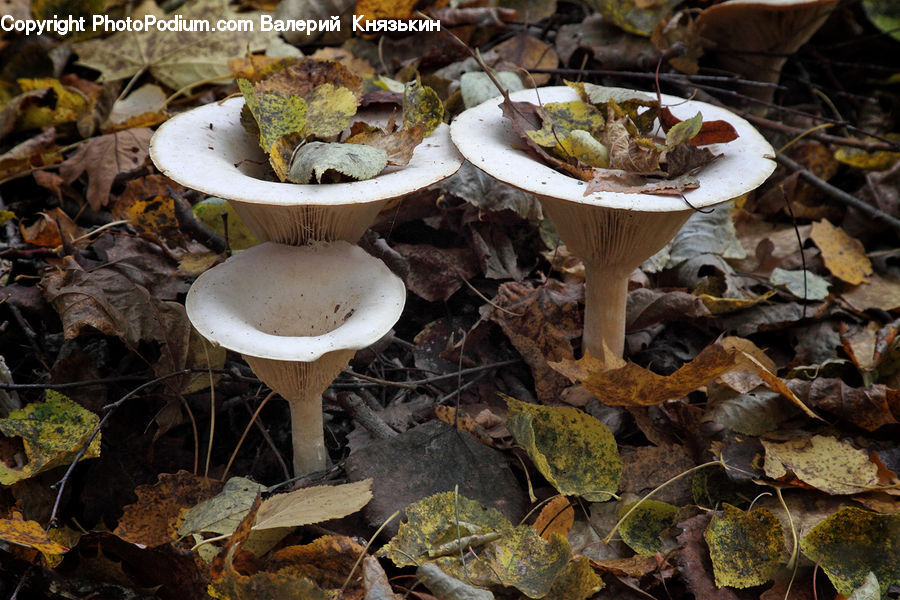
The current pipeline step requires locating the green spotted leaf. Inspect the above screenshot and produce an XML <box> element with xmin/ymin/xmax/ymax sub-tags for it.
<box><xmin>505</xmin><ymin>396</ymin><xmax>621</xmax><ymax>502</ymax></box>
<box><xmin>704</xmin><ymin>503</ymin><xmax>784</xmax><ymax>589</ymax></box>
<box><xmin>617</xmin><ymin>500</ymin><xmax>679</xmax><ymax>556</ymax></box>
<box><xmin>402</xmin><ymin>79</ymin><xmax>443</xmax><ymax>137</ymax></box>
<box><xmin>800</xmin><ymin>507</ymin><xmax>900</xmax><ymax>596</ymax></box>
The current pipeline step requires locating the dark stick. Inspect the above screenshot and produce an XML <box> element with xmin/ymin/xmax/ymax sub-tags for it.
<box><xmin>776</xmin><ymin>153</ymin><xmax>900</xmax><ymax>235</ymax></box>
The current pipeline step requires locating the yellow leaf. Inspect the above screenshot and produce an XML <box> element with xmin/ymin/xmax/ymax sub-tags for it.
<box><xmin>237</xmin><ymin>77</ymin><xmax>308</xmax><ymax>156</ymax></box>
<box><xmin>402</xmin><ymin>79</ymin><xmax>443</xmax><ymax>137</ymax></box>
<box><xmin>304</xmin><ymin>83</ymin><xmax>357</xmax><ymax>138</ymax></box>
<box><xmin>17</xmin><ymin>78</ymin><xmax>91</xmax><ymax>129</ymax></box>
<box><xmin>698</xmin><ymin>290</ymin><xmax>776</xmax><ymax>314</ymax></box>
<box><xmin>0</xmin><ymin>516</ymin><xmax>68</xmax><ymax>554</ymax></box>
<box><xmin>378</xmin><ymin>491</ymin><xmax>513</xmax><ymax>568</ymax></box>
<box><xmin>762</xmin><ymin>435</ymin><xmax>890</xmax><ymax>495</ymax></box>
<box><xmin>834</xmin><ymin>134</ymin><xmax>900</xmax><ymax>171</ymax></box>
<box><xmin>354</xmin><ymin>0</ymin><xmax>418</xmax><ymax>21</ymax></box>
<box><xmin>525</xmin><ymin>101</ymin><xmax>606</xmax><ymax>148</ymax></box>
<box><xmin>617</xmin><ymin>500</ymin><xmax>678</xmax><ymax>556</ymax></box>
<box><xmin>505</xmin><ymin>396</ymin><xmax>622</xmax><ymax>501</ymax></box>
<box><xmin>0</xmin><ymin>390</ymin><xmax>100</xmax><ymax>485</ymax></box>
<box><xmin>704</xmin><ymin>504</ymin><xmax>784</xmax><ymax>588</ymax></box>
<box><xmin>810</xmin><ymin>219</ymin><xmax>873</xmax><ymax>285</ymax></box>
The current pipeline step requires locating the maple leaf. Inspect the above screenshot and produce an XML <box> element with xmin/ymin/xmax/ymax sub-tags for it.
<box><xmin>72</xmin><ymin>0</ymin><xmax>269</xmax><ymax>90</ymax></box>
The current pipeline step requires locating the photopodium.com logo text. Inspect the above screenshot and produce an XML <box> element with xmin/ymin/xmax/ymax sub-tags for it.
<box><xmin>0</xmin><ymin>14</ymin><xmax>440</xmax><ymax>37</ymax></box>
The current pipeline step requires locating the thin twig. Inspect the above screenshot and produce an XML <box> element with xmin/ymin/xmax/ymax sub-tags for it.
<box><xmin>776</xmin><ymin>153</ymin><xmax>900</xmax><ymax>234</ymax></box>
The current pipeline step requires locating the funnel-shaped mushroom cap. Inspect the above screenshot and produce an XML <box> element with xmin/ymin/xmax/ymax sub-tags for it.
<box><xmin>697</xmin><ymin>0</ymin><xmax>839</xmax><ymax>108</ymax></box>
<box><xmin>150</xmin><ymin>97</ymin><xmax>463</xmax><ymax>244</ymax></box>
<box><xmin>452</xmin><ymin>86</ymin><xmax>775</xmax><ymax>357</ymax></box>
<box><xmin>186</xmin><ymin>241</ymin><xmax>406</xmax><ymax>364</ymax></box>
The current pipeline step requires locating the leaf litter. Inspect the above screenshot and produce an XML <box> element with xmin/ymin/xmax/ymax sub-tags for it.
<box><xmin>2</xmin><ymin>3</ymin><xmax>900</xmax><ymax>599</ymax></box>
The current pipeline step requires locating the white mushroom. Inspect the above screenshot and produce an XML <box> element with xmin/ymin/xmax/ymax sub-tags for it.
<box><xmin>185</xmin><ymin>241</ymin><xmax>406</xmax><ymax>475</ymax></box>
<box><xmin>150</xmin><ymin>97</ymin><xmax>463</xmax><ymax>244</ymax></box>
<box><xmin>451</xmin><ymin>85</ymin><xmax>775</xmax><ymax>358</ymax></box>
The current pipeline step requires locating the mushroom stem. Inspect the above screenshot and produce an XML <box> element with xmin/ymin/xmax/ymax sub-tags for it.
<box><xmin>287</xmin><ymin>393</ymin><xmax>326</xmax><ymax>475</ymax></box>
<box><xmin>244</xmin><ymin>349</ymin><xmax>355</xmax><ymax>476</ymax></box>
<box><xmin>583</xmin><ymin>264</ymin><xmax>629</xmax><ymax>359</ymax></box>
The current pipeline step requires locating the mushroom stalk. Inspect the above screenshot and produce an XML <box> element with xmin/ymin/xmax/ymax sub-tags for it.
<box><xmin>583</xmin><ymin>264</ymin><xmax>629</xmax><ymax>358</ymax></box>
<box><xmin>288</xmin><ymin>393</ymin><xmax>326</xmax><ymax>475</ymax></box>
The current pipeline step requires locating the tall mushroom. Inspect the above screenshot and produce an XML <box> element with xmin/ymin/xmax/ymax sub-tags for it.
<box><xmin>451</xmin><ymin>86</ymin><xmax>775</xmax><ymax>357</ymax></box>
<box><xmin>150</xmin><ymin>97</ymin><xmax>462</xmax><ymax>244</ymax></box>
<box><xmin>696</xmin><ymin>0</ymin><xmax>839</xmax><ymax>110</ymax></box>
<box><xmin>185</xmin><ymin>241</ymin><xmax>406</xmax><ymax>474</ymax></box>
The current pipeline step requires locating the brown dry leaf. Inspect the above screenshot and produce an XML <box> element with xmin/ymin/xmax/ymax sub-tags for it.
<box><xmin>809</xmin><ymin>219</ymin><xmax>873</xmax><ymax>285</ymax></box>
<box><xmin>619</xmin><ymin>443</ymin><xmax>696</xmax><ymax>505</ymax></box>
<box><xmin>391</xmin><ymin>242</ymin><xmax>479</xmax><ymax>302</ymax></box>
<box><xmin>590</xmin><ymin>555</ymin><xmax>660</xmax><ymax>577</ymax></box>
<box><xmin>309</xmin><ymin>47</ymin><xmax>375</xmax><ymax>76</ymax></box>
<box><xmin>40</xmin><ymin>263</ymin><xmax>192</xmax><ymax>384</ymax></box>
<box><xmin>0</xmin><ymin>515</ymin><xmax>68</xmax><ymax>555</ymax></box>
<box><xmin>266</xmin><ymin>535</ymin><xmax>367</xmax><ymax>596</ymax></box>
<box><xmin>761</xmin><ymin>435</ymin><xmax>892</xmax><ymax>495</ymax></box>
<box><xmin>0</xmin><ymin>128</ymin><xmax>61</xmax><ymax>184</ymax></box>
<box><xmin>841</xmin><ymin>273</ymin><xmax>900</xmax><ymax>312</ymax></box>
<box><xmin>433</xmin><ymin>406</ymin><xmax>494</xmax><ymax>446</ymax></box>
<box><xmin>58</xmin><ymin>128</ymin><xmax>153</xmax><ymax>210</ymax></box>
<box><xmin>841</xmin><ymin>322</ymin><xmax>880</xmax><ymax>372</ymax></box>
<box><xmin>489</xmin><ymin>280</ymin><xmax>583</xmax><ymax>403</ymax></box>
<box><xmin>362</xmin><ymin>556</ymin><xmax>401</xmax><ymax>600</ymax></box>
<box><xmin>227</xmin><ymin>55</ymin><xmax>298</xmax><ymax>82</ymax></box>
<box><xmin>255</xmin><ymin>57</ymin><xmax>362</xmax><ymax>99</ymax></box>
<box><xmin>626</xmin><ymin>288</ymin><xmax>711</xmax><ymax>331</ymax></box>
<box><xmin>532</xmin><ymin>496</ymin><xmax>574</xmax><ymax>541</ymax></box>
<box><xmin>492</xmin><ymin>34</ymin><xmax>559</xmax><ymax>86</ymax></box>
<box><xmin>345</xmin><ymin>122</ymin><xmax>425</xmax><ymax>166</ymax></box>
<box><xmin>791</xmin><ymin>378</ymin><xmax>899</xmax><ymax>431</ymax></box>
<box><xmin>551</xmin><ymin>340</ymin><xmax>817</xmax><ymax>418</ymax></box>
<box><xmin>113</xmin><ymin>471</ymin><xmax>222</xmax><ymax>547</ymax></box>
<box><xmin>20</xmin><ymin>208</ymin><xmax>84</xmax><ymax>248</ymax></box>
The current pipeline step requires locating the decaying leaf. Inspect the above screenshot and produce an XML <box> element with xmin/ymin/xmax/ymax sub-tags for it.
<box><xmin>506</xmin><ymin>396</ymin><xmax>622</xmax><ymax>501</ymax></box>
<box><xmin>809</xmin><ymin>219</ymin><xmax>873</xmax><ymax>285</ymax></box>
<box><xmin>73</xmin><ymin>0</ymin><xmax>270</xmax><ymax>89</ymax></box>
<box><xmin>0</xmin><ymin>515</ymin><xmax>68</xmax><ymax>555</ymax></box>
<box><xmin>401</xmin><ymin>78</ymin><xmax>443</xmax><ymax>137</ymax></box>
<box><xmin>114</xmin><ymin>471</ymin><xmax>222</xmax><ymax>547</ymax></box>
<box><xmin>532</xmin><ymin>496</ymin><xmax>574</xmax><ymax>541</ymax></box>
<box><xmin>800</xmin><ymin>507</ymin><xmax>900</xmax><ymax>596</ymax></box>
<box><xmin>178</xmin><ymin>477</ymin><xmax>266</xmax><ymax>537</ymax></box>
<box><xmin>761</xmin><ymin>435</ymin><xmax>893</xmax><ymax>495</ymax></box>
<box><xmin>617</xmin><ymin>499</ymin><xmax>678</xmax><ymax>556</ymax></box>
<box><xmin>252</xmin><ymin>479</ymin><xmax>373</xmax><ymax>530</ymax></box>
<box><xmin>378</xmin><ymin>491</ymin><xmax>513</xmax><ymax>567</ymax></box>
<box><xmin>287</xmin><ymin>141</ymin><xmax>388</xmax><ymax>184</ymax></box>
<box><xmin>704</xmin><ymin>504</ymin><xmax>784</xmax><ymax>588</ymax></box>
<box><xmin>58</xmin><ymin>128</ymin><xmax>153</xmax><ymax>210</ymax></box>
<box><xmin>0</xmin><ymin>391</ymin><xmax>100</xmax><ymax>485</ymax></box>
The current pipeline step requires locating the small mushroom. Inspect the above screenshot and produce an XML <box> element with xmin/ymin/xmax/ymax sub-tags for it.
<box><xmin>696</xmin><ymin>0</ymin><xmax>839</xmax><ymax>109</ymax></box>
<box><xmin>185</xmin><ymin>241</ymin><xmax>406</xmax><ymax>474</ymax></box>
<box><xmin>451</xmin><ymin>86</ymin><xmax>775</xmax><ymax>357</ymax></box>
<box><xmin>150</xmin><ymin>97</ymin><xmax>463</xmax><ymax>244</ymax></box>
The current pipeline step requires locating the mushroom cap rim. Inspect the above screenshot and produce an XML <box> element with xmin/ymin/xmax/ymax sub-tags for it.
<box><xmin>150</xmin><ymin>97</ymin><xmax>463</xmax><ymax>207</ymax></box>
<box><xmin>185</xmin><ymin>241</ymin><xmax>406</xmax><ymax>362</ymax></box>
<box><xmin>450</xmin><ymin>85</ymin><xmax>776</xmax><ymax>213</ymax></box>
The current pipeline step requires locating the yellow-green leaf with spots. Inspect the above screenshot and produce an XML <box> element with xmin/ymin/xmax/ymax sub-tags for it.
<box><xmin>304</xmin><ymin>83</ymin><xmax>358</xmax><ymax>139</ymax></box>
<box><xmin>557</xmin><ymin>130</ymin><xmax>610</xmax><ymax>168</ymax></box>
<box><xmin>237</xmin><ymin>77</ymin><xmax>308</xmax><ymax>157</ymax></box>
<box><xmin>17</xmin><ymin>78</ymin><xmax>92</xmax><ymax>130</ymax></box>
<box><xmin>800</xmin><ymin>507</ymin><xmax>899</xmax><ymax>596</ymax></box>
<box><xmin>481</xmin><ymin>527</ymin><xmax>602</xmax><ymax>599</ymax></box>
<box><xmin>378</xmin><ymin>491</ymin><xmax>513</xmax><ymax>567</ymax></box>
<box><xmin>0</xmin><ymin>516</ymin><xmax>68</xmax><ymax>554</ymax></box>
<box><xmin>704</xmin><ymin>503</ymin><xmax>784</xmax><ymax>589</ymax></box>
<box><xmin>761</xmin><ymin>435</ymin><xmax>887</xmax><ymax>495</ymax></box>
<box><xmin>0</xmin><ymin>390</ymin><xmax>100</xmax><ymax>485</ymax></box>
<box><xmin>402</xmin><ymin>79</ymin><xmax>443</xmax><ymax>137</ymax></box>
<box><xmin>617</xmin><ymin>500</ymin><xmax>679</xmax><ymax>557</ymax></box>
<box><xmin>666</xmin><ymin>112</ymin><xmax>703</xmax><ymax>148</ymax></box>
<box><xmin>525</xmin><ymin>101</ymin><xmax>605</xmax><ymax>148</ymax></box>
<box><xmin>505</xmin><ymin>396</ymin><xmax>621</xmax><ymax>502</ymax></box>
